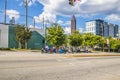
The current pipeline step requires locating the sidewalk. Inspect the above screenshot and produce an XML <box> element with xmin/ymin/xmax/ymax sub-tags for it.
<box><xmin>0</xmin><ymin>50</ymin><xmax>120</xmax><ymax>58</ymax></box>
<box><xmin>65</xmin><ymin>52</ymin><xmax>120</xmax><ymax>58</ymax></box>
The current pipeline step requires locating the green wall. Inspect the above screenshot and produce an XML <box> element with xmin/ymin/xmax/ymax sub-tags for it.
<box><xmin>28</xmin><ymin>31</ymin><xmax>45</xmax><ymax>50</ymax></box>
<box><xmin>8</xmin><ymin>26</ymin><xmax>45</xmax><ymax>49</ymax></box>
<box><xmin>8</xmin><ymin>26</ymin><xmax>18</xmax><ymax>48</ymax></box>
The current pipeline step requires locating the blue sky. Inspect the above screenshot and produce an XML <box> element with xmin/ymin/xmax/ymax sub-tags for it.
<box><xmin>0</xmin><ymin>0</ymin><xmax>120</xmax><ymax>33</ymax></box>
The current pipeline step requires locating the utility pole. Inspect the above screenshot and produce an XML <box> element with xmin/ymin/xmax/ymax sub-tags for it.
<box><xmin>43</xmin><ymin>15</ymin><xmax>45</xmax><ymax>30</ymax></box>
<box><xmin>4</xmin><ymin>0</ymin><xmax>7</xmax><ymax>24</ymax></box>
<box><xmin>24</xmin><ymin>0</ymin><xmax>29</xmax><ymax>49</ymax></box>
<box><xmin>43</xmin><ymin>15</ymin><xmax>46</xmax><ymax>47</ymax></box>
<box><xmin>24</xmin><ymin>0</ymin><xmax>28</xmax><ymax>27</ymax></box>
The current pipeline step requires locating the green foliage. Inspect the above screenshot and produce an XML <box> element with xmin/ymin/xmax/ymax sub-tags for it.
<box><xmin>110</xmin><ymin>38</ymin><xmax>120</xmax><ymax>52</ymax></box>
<box><xmin>46</xmin><ymin>24</ymin><xmax>66</xmax><ymax>47</ymax></box>
<box><xmin>69</xmin><ymin>31</ymin><xmax>83</xmax><ymax>47</ymax></box>
<box><xmin>14</xmin><ymin>25</ymin><xmax>32</xmax><ymax>49</ymax></box>
<box><xmin>15</xmin><ymin>25</ymin><xmax>25</xmax><ymax>49</ymax></box>
<box><xmin>24</xmin><ymin>28</ymin><xmax>32</xmax><ymax>42</ymax></box>
<box><xmin>82</xmin><ymin>33</ymin><xmax>102</xmax><ymax>48</ymax></box>
<box><xmin>24</xmin><ymin>28</ymin><xmax>32</xmax><ymax>49</ymax></box>
<box><xmin>99</xmin><ymin>37</ymin><xmax>107</xmax><ymax>48</ymax></box>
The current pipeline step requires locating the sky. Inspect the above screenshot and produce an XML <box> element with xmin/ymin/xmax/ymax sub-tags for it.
<box><xmin>0</xmin><ymin>0</ymin><xmax>120</xmax><ymax>34</ymax></box>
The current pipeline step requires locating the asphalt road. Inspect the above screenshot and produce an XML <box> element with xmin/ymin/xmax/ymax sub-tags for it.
<box><xmin>0</xmin><ymin>51</ymin><xmax>120</xmax><ymax>80</ymax></box>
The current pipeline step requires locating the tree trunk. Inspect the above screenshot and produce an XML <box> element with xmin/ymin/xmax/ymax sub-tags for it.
<box><xmin>18</xmin><ymin>41</ymin><xmax>22</xmax><ymax>49</ymax></box>
<box><xmin>25</xmin><ymin>41</ymin><xmax>28</xmax><ymax>49</ymax></box>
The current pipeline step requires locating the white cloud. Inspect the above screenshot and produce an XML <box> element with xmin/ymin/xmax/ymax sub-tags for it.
<box><xmin>57</xmin><ymin>20</ymin><xmax>71</xmax><ymax>34</ymax></box>
<box><xmin>63</xmin><ymin>21</ymin><xmax>71</xmax><ymax>26</ymax></box>
<box><xmin>28</xmin><ymin>0</ymin><xmax>37</xmax><ymax>6</ymax></box>
<box><xmin>57</xmin><ymin>20</ymin><xmax>70</xmax><ymax>27</ymax></box>
<box><xmin>6</xmin><ymin>10</ymin><xmax>20</xmax><ymax>20</ymax></box>
<box><xmin>34</xmin><ymin>12</ymin><xmax>56</xmax><ymax>23</ymax></box>
<box><xmin>57</xmin><ymin>20</ymin><xmax>63</xmax><ymax>25</ymax></box>
<box><xmin>105</xmin><ymin>14</ymin><xmax>120</xmax><ymax>21</ymax></box>
<box><xmin>64</xmin><ymin>27</ymin><xmax>71</xmax><ymax>34</ymax></box>
<box><xmin>18</xmin><ymin>0</ymin><xmax>120</xmax><ymax>18</ymax></box>
<box><xmin>29</xmin><ymin>25</ymin><xmax>34</xmax><ymax>28</ymax></box>
<box><xmin>37</xmin><ymin>0</ymin><xmax>120</xmax><ymax>16</ymax></box>
<box><xmin>19</xmin><ymin>0</ymin><xmax>37</xmax><ymax>6</ymax></box>
<box><xmin>29</xmin><ymin>25</ymin><xmax>41</xmax><ymax>29</ymax></box>
<box><xmin>32</xmin><ymin>0</ymin><xmax>120</xmax><ymax>25</ymax></box>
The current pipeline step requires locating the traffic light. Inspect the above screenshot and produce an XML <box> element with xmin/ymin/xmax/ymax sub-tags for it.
<box><xmin>69</xmin><ymin>0</ymin><xmax>75</xmax><ymax>6</ymax></box>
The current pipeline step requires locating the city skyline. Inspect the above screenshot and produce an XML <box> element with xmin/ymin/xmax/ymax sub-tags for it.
<box><xmin>0</xmin><ymin>0</ymin><xmax>120</xmax><ymax>34</ymax></box>
<box><xmin>86</xmin><ymin>19</ymin><xmax>119</xmax><ymax>38</ymax></box>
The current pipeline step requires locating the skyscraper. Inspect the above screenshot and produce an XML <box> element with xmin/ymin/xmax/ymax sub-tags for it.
<box><xmin>71</xmin><ymin>15</ymin><xmax>76</xmax><ymax>34</ymax></box>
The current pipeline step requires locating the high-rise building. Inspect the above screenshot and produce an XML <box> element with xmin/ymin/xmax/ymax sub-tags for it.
<box><xmin>114</xmin><ymin>24</ymin><xmax>119</xmax><ymax>37</ymax></box>
<box><xmin>85</xmin><ymin>19</ymin><xmax>119</xmax><ymax>38</ymax></box>
<box><xmin>118</xmin><ymin>29</ymin><xmax>120</xmax><ymax>38</ymax></box>
<box><xmin>71</xmin><ymin>15</ymin><xmax>76</xmax><ymax>34</ymax></box>
<box><xmin>103</xmin><ymin>22</ymin><xmax>109</xmax><ymax>37</ymax></box>
<box><xmin>108</xmin><ymin>23</ymin><xmax>115</xmax><ymax>37</ymax></box>
<box><xmin>86</xmin><ymin>19</ymin><xmax>104</xmax><ymax>36</ymax></box>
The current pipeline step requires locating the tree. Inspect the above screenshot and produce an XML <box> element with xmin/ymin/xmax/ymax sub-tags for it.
<box><xmin>46</xmin><ymin>24</ymin><xmax>66</xmax><ymax>47</ymax></box>
<box><xmin>69</xmin><ymin>31</ymin><xmax>83</xmax><ymax>47</ymax></box>
<box><xmin>15</xmin><ymin>25</ymin><xmax>25</xmax><ymax>49</ymax></box>
<box><xmin>110</xmin><ymin>38</ymin><xmax>120</xmax><ymax>52</ymax></box>
<box><xmin>82</xmin><ymin>33</ymin><xmax>102</xmax><ymax>48</ymax></box>
<box><xmin>24</xmin><ymin>27</ymin><xmax>32</xmax><ymax>49</ymax></box>
<box><xmin>15</xmin><ymin>25</ymin><xmax>32</xmax><ymax>49</ymax></box>
<box><xmin>99</xmin><ymin>37</ymin><xmax>107</xmax><ymax>51</ymax></box>
<box><xmin>92</xmin><ymin>35</ymin><xmax>102</xmax><ymax>49</ymax></box>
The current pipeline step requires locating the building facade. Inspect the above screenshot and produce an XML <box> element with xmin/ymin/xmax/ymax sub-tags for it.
<box><xmin>71</xmin><ymin>15</ymin><xmax>76</xmax><ymax>34</ymax></box>
<box><xmin>118</xmin><ymin>29</ymin><xmax>120</xmax><ymax>38</ymax></box>
<box><xmin>0</xmin><ymin>24</ymin><xmax>9</xmax><ymax>48</ymax></box>
<box><xmin>85</xmin><ymin>19</ymin><xmax>119</xmax><ymax>38</ymax></box>
<box><xmin>114</xmin><ymin>25</ymin><xmax>119</xmax><ymax>37</ymax></box>
<box><xmin>108</xmin><ymin>23</ymin><xmax>115</xmax><ymax>37</ymax></box>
